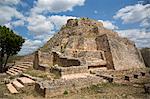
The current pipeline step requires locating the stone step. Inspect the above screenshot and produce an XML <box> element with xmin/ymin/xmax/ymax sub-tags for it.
<box><xmin>6</xmin><ymin>71</ymin><xmax>15</xmax><ymax>76</ymax></box>
<box><xmin>6</xmin><ymin>83</ymin><xmax>19</xmax><ymax>94</ymax></box>
<box><xmin>9</xmin><ymin>68</ymin><xmax>23</xmax><ymax>73</ymax></box>
<box><xmin>22</xmin><ymin>62</ymin><xmax>33</xmax><ymax>64</ymax></box>
<box><xmin>21</xmin><ymin>64</ymin><xmax>32</xmax><ymax>67</ymax></box>
<box><xmin>61</xmin><ymin>73</ymin><xmax>91</xmax><ymax>80</ymax></box>
<box><xmin>87</xmin><ymin>59</ymin><xmax>107</xmax><ymax>66</ymax></box>
<box><xmin>96</xmin><ymin>74</ymin><xmax>113</xmax><ymax>83</ymax></box>
<box><xmin>17</xmin><ymin>77</ymin><xmax>35</xmax><ymax>86</ymax></box>
<box><xmin>13</xmin><ymin>66</ymin><xmax>26</xmax><ymax>71</ymax></box>
<box><xmin>16</xmin><ymin>65</ymin><xmax>30</xmax><ymax>69</ymax></box>
<box><xmin>98</xmin><ymin>67</ymin><xmax>107</xmax><ymax>70</ymax></box>
<box><xmin>21</xmin><ymin>73</ymin><xmax>42</xmax><ymax>81</ymax></box>
<box><xmin>12</xmin><ymin>80</ymin><xmax>24</xmax><ymax>89</ymax></box>
<box><xmin>8</xmin><ymin>69</ymin><xmax>19</xmax><ymax>75</ymax></box>
<box><xmin>16</xmin><ymin>62</ymin><xmax>33</xmax><ymax>65</ymax></box>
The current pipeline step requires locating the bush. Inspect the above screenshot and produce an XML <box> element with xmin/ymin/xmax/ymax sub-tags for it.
<box><xmin>63</xmin><ymin>90</ymin><xmax>68</xmax><ymax>95</ymax></box>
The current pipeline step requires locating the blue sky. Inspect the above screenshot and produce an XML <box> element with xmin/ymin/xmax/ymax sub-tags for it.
<box><xmin>0</xmin><ymin>0</ymin><xmax>150</xmax><ymax>55</ymax></box>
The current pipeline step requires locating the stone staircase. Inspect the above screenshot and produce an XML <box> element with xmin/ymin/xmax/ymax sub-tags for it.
<box><xmin>6</xmin><ymin>77</ymin><xmax>35</xmax><ymax>94</ymax></box>
<box><xmin>6</xmin><ymin>62</ymin><xmax>33</xmax><ymax>76</ymax></box>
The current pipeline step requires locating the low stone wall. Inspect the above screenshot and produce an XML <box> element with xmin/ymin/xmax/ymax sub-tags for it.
<box><xmin>35</xmin><ymin>75</ymin><xmax>103</xmax><ymax>98</ymax></box>
<box><xmin>51</xmin><ymin>65</ymin><xmax>89</xmax><ymax>76</ymax></box>
<box><xmin>53</xmin><ymin>51</ymin><xmax>81</xmax><ymax>67</ymax></box>
<box><xmin>92</xmin><ymin>68</ymin><xmax>150</xmax><ymax>83</ymax></box>
<box><xmin>38</xmin><ymin>64</ymin><xmax>50</xmax><ymax>72</ymax></box>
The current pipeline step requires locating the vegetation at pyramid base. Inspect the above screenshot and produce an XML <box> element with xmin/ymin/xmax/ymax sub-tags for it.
<box><xmin>0</xmin><ymin>26</ymin><xmax>25</xmax><ymax>73</ymax></box>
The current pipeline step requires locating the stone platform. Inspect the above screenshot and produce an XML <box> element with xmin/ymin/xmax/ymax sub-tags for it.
<box><xmin>35</xmin><ymin>74</ymin><xmax>104</xmax><ymax>98</ymax></box>
<box><xmin>50</xmin><ymin>65</ymin><xmax>89</xmax><ymax>77</ymax></box>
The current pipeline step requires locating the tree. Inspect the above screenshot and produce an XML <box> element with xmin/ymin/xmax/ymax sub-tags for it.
<box><xmin>0</xmin><ymin>26</ymin><xmax>25</xmax><ymax>73</ymax></box>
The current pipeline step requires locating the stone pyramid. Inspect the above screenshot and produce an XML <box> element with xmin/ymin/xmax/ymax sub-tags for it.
<box><xmin>34</xmin><ymin>18</ymin><xmax>145</xmax><ymax>70</ymax></box>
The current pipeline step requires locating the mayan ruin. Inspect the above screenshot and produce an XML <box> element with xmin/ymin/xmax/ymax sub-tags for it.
<box><xmin>0</xmin><ymin>0</ymin><xmax>150</xmax><ymax>99</ymax></box>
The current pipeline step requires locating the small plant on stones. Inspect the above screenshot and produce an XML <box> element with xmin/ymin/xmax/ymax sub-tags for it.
<box><xmin>63</xmin><ymin>90</ymin><xmax>68</xmax><ymax>95</ymax></box>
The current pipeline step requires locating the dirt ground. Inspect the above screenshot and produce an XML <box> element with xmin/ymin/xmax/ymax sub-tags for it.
<box><xmin>0</xmin><ymin>76</ymin><xmax>150</xmax><ymax>99</ymax></box>
<box><xmin>1</xmin><ymin>67</ymin><xmax>150</xmax><ymax>99</ymax></box>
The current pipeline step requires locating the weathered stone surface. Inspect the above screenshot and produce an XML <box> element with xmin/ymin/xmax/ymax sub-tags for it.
<box><xmin>53</xmin><ymin>51</ymin><xmax>81</xmax><ymax>67</ymax></box>
<box><xmin>35</xmin><ymin>75</ymin><xmax>104</xmax><ymax>98</ymax></box>
<box><xmin>38</xmin><ymin>64</ymin><xmax>50</xmax><ymax>72</ymax></box>
<box><xmin>17</xmin><ymin>77</ymin><xmax>35</xmax><ymax>86</ymax></box>
<box><xmin>51</xmin><ymin>65</ymin><xmax>89</xmax><ymax>76</ymax></box>
<box><xmin>141</xmin><ymin>48</ymin><xmax>150</xmax><ymax>67</ymax></box>
<box><xmin>108</xmin><ymin>36</ymin><xmax>145</xmax><ymax>70</ymax></box>
<box><xmin>33</xmin><ymin>51</ymin><xmax>39</xmax><ymax>69</ymax></box>
<box><xmin>21</xmin><ymin>73</ymin><xmax>43</xmax><ymax>81</ymax></box>
<box><xmin>6</xmin><ymin>62</ymin><xmax>33</xmax><ymax>76</ymax></box>
<box><xmin>144</xmin><ymin>84</ymin><xmax>150</xmax><ymax>93</ymax></box>
<box><xmin>12</xmin><ymin>80</ymin><xmax>24</xmax><ymax>88</ymax></box>
<box><xmin>6</xmin><ymin>83</ymin><xmax>19</xmax><ymax>94</ymax></box>
<box><xmin>34</xmin><ymin>18</ymin><xmax>145</xmax><ymax>71</ymax></box>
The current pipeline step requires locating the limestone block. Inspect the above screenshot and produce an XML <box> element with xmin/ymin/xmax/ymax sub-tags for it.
<box><xmin>33</xmin><ymin>51</ymin><xmax>39</xmax><ymax>70</ymax></box>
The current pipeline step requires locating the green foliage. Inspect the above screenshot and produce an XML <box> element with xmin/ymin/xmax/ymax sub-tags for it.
<box><xmin>75</xmin><ymin>19</ymin><xmax>78</xmax><ymax>23</ymax></box>
<box><xmin>0</xmin><ymin>26</ymin><xmax>25</xmax><ymax>72</ymax></box>
<box><xmin>63</xmin><ymin>90</ymin><xmax>68</xmax><ymax>95</ymax></box>
<box><xmin>60</xmin><ymin>25</ymin><xmax>72</xmax><ymax>30</ymax></box>
<box><xmin>25</xmin><ymin>69</ymin><xmax>49</xmax><ymax>79</ymax></box>
<box><xmin>80</xmin><ymin>17</ymin><xmax>90</xmax><ymax>21</ymax></box>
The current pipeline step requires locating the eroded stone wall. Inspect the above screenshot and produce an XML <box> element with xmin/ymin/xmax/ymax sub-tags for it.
<box><xmin>51</xmin><ymin>66</ymin><xmax>88</xmax><ymax>76</ymax></box>
<box><xmin>35</xmin><ymin>75</ymin><xmax>103</xmax><ymax>98</ymax></box>
<box><xmin>53</xmin><ymin>52</ymin><xmax>81</xmax><ymax>67</ymax></box>
<box><xmin>141</xmin><ymin>48</ymin><xmax>150</xmax><ymax>67</ymax></box>
<box><xmin>96</xmin><ymin>35</ymin><xmax>114</xmax><ymax>69</ymax></box>
<box><xmin>39</xmin><ymin>51</ymin><xmax>53</xmax><ymax>65</ymax></box>
<box><xmin>36</xmin><ymin>18</ymin><xmax>146</xmax><ymax>71</ymax></box>
<box><xmin>108</xmin><ymin>36</ymin><xmax>145</xmax><ymax>70</ymax></box>
<box><xmin>33</xmin><ymin>51</ymin><xmax>39</xmax><ymax>69</ymax></box>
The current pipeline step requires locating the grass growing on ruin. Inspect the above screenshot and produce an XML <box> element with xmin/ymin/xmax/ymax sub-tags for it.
<box><xmin>63</xmin><ymin>90</ymin><xmax>68</xmax><ymax>95</ymax></box>
<box><xmin>24</xmin><ymin>67</ymin><xmax>61</xmax><ymax>80</ymax></box>
<box><xmin>24</xmin><ymin>69</ymin><xmax>55</xmax><ymax>80</ymax></box>
<box><xmin>0</xmin><ymin>82</ymin><xmax>8</xmax><ymax>98</ymax></box>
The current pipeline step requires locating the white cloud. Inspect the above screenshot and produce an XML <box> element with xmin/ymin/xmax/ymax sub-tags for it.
<box><xmin>0</xmin><ymin>0</ymin><xmax>21</xmax><ymax>5</ymax></box>
<box><xmin>27</xmin><ymin>14</ymin><xmax>77</xmax><ymax>35</ymax></box>
<box><xmin>117</xmin><ymin>29</ymin><xmax>150</xmax><ymax>48</ymax></box>
<box><xmin>98</xmin><ymin>20</ymin><xmax>118</xmax><ymax>30</ymax></box>
<box><xmin>27</xmin><ymin>14</ymin><xmax>54</xmax><ymax>35</ymax></box>
<box><xmin>18</xmin><ymin>39</ymin><xmax>43</xmax><ymax>55</ymax></box>
<box><xmin>31</xmin><ymin>0</ymin><xmax>86</xmax><ymax>14</ymax></box>
<box><xmin>4</xmin><ymin>22</ymin><xmax>12</xmax><ymax>29</ymax></box>
<box><xmin>48</xmin><ymin>15</ymin><xmax>77</xmax><ymax>29</ymax></box>
<box><xmin>114</xmin><ymin>3</ymin><xmax>150</xmax><ymax>48</ymax></box>
<box><xmin>114</xmin><ymin>4</ymin><xmax>150</xmax><ymax>28</ymax></box>
<box><xmin>21</xmin><ymin>15</ymin><xmax>77</xmax><ymax>55</ymax></box>
<box><xmin>4</xmin><ymin>20</ymin><xmax>25</xmax><ymax>29</ymax></box>
<box><xmin>12</xmin><ymin>20</ymin><xmax>24</xmax><ymax>27</ymax></box>
<box><xmin>0</xmin><ymin>6</ymin><xmax>24</xmax><ymax>24</ymax></box>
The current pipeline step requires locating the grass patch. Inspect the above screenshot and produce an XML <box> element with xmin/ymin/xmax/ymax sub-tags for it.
<box><xmin>24</xmin><ymin>69</ymin><xmax>55</xmax><ymax>80</ymax></box>
<box><xmin>24</xmin><ymin>68</ymin><xmax>61</xmax><ymax>80</ymax></box>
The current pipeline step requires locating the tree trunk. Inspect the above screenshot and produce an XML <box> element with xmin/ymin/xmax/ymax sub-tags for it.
<box><xmin>3</xmin><ymin>54</ymin><xmax>10</xmax><ymax>71</ymax></box>
<box><xmin>0</xmin><ymin>52</ymin><xmax>2</xmax><ymax>73</ymax></box>
<box><xmin>0</xmin><ymin>50</ymin><xmax>4</xmax><ymax>73</ymax></box>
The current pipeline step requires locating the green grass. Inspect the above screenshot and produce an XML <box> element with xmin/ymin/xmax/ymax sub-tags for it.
<box><xmin>24</xmin><ymin>69</ymin><xmax>55</xmax><ymax>80</ymax></box>
<box><xmin>24</xmin><ymin>68</ymin><xmax>62</xmax><ymax>80</ymax></box>
<box><xmin>63</xmin><ymin>90</ymin><xmax>68</xmax><ymax>95</ymax></box>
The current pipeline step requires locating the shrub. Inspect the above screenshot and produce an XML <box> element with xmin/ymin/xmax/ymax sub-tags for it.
<box><xmin>63</xmin><ymin>90</ymin><xmax>68</xmax><ymax>95</ymax></box>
